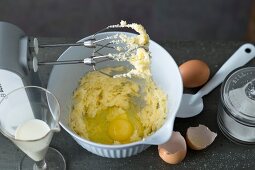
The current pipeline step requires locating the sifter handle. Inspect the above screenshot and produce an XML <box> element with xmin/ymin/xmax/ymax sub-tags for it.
<box><xmin>196</xmin><ymin>43</ymin><xmax>255</xmax><ymax>99</ymax></box>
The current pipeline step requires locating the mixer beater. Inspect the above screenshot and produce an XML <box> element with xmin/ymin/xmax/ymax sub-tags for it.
<box><xmin>0</xmin><ymin>20</ymin><xmax>149</xmax><ymax>100</ymax></box>
<box><xmin>31</xmin><ymin>22</ymin><xmax>149</xmax><ymax>77</ymax></box>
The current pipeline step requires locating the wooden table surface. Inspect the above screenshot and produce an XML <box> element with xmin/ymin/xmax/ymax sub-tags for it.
<box><xmin>1</xmin><ymin>39</ymin><xmax>255</xmax><ymax>170</ymax></box>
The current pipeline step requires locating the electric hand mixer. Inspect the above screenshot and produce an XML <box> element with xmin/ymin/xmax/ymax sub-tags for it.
<box><xmin>0</xmin><ymin>21</ymin><xmax>146</xmax><ymax>99</ymax></box>
<box><xmin>0</xmin><ymin>22</ymin><xmax>41</xmax><ymax>99</ymax></box>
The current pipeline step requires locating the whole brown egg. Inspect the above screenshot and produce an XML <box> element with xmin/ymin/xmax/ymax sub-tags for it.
<box><xmin>179</xmin><ymin>60</ymin><xmax>210</xmax><ymax>88</ymax></box>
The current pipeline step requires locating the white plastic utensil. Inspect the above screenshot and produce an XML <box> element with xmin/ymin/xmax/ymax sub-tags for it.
<box><xmin>177</xmin><ymin>43</ymin><xmax>255</xmax><ymax>118</ymax></box>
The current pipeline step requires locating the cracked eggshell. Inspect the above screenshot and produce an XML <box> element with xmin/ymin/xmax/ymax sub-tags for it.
<box><xmin>158</xmin><ymin>131</ymin><xmax>187</xmax><ymax>164</ymax></box>
<box><xmin>186</xmin><ymin>124</ymin><xmax>217</xmax><ymax>150</ymax></box>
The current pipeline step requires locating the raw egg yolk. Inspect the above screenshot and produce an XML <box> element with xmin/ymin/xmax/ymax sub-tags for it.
<box><xmin>108</xmin><ymin>119</ymin><xmax>133</xmax><ymax>141</ymax></box>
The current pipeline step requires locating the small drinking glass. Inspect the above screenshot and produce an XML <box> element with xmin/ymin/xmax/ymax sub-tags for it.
<box><xmin>0</xmin><ymin>86</ymin><xmax>66</xmax><ymax>170</ymax></box>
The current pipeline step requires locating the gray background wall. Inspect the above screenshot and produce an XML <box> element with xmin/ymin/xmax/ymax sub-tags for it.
<box><xmin>0</xmin><ymin>0</ymin><xmax>253</xmax><ymax>41</ymax></box>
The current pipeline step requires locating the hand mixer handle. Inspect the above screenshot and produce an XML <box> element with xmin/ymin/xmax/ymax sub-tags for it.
<box><xmin>197</xmin><ymin>43</ymin><xmax>255</xmax><ymax>98</ymax></box>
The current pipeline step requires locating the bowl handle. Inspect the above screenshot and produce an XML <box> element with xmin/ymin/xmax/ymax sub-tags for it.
<box><xmin>142</xmin><ymin>123</ymin><xmax>173</xmax><ymax>145</ymax></box>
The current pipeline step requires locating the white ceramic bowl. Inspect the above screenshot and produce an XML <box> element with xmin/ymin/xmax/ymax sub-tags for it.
<box><xmin>47</xmin><ymin>32</ymin><xmax>183</xmax><ymax>158</ymax></box>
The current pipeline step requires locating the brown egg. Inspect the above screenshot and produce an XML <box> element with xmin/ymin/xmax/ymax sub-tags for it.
<box><xmin>186</xmin><ymin>124</ymin><xmax>217</xmax><ymax>150</ymax></box>
<box><xmin>179</xmin><ymin>60</ymin><xmax>210</xmax><ymax>88</ymax></box>
<box><xmin>158</xmin><ymin>131</ymin><xmax>187</xmax><ymax>164</ymax></box>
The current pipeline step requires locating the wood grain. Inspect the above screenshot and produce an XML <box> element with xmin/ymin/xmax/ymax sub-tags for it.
<box><xmin>247</xmin><ymin>0</ymin><xmax>255</xmax><ymax>41</ymax></box>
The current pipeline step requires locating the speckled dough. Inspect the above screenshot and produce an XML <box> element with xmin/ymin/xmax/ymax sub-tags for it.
<box><xmin>69</xmin><ymin>67</ymin><xmax>167</xmax><ymax>144</ymax></box>
<box><xmin>69</xmin><ymin>21</ymin><xmax>167</xmax><ymax>144</ymax></box>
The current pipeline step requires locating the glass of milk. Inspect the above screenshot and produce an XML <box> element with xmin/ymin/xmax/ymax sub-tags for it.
<box><xmin>0</xmin><ymin>86</ymin><xmax>66</xmax><ymax>170</ymax></box>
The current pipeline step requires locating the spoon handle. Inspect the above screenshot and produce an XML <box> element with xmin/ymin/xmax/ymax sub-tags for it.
<box><xmin>197</xmin><ymin>43</ymin><xmax>255</xmax><ymax>98</ymax></box>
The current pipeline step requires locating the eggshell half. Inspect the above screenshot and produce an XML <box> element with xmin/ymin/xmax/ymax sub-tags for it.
<box><xmin>186</xmin><ymin>124</ymin><xmax>217</xmax><ymax>150</ymax></box>
<box><xmin>158</xmin><ymin>131</ymin><xmax>187</xmax><ymax>164</ymax></box>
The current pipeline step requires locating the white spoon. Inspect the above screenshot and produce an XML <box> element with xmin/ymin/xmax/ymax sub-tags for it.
<box><xmin>176</xmin><ymin>43</ymin><xmax>255</xmax><ymax>118</ymax></box>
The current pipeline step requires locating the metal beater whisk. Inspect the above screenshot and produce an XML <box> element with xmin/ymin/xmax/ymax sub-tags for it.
<box><xmin>31</xmin><ymin>26</ymin><xmax>145</xmax><ymax>77</ymax></box>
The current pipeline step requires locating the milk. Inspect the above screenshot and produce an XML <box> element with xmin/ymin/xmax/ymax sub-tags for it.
<box><xmin>14</xmin><ymin>119</ymin><xmax>52</xmax><ymax>161</ymax></box>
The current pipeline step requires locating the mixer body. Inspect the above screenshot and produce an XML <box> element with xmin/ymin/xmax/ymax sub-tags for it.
<box><xmin>0</xmin><ymin>22</ymin><xmax>41</xmax><ymax>99</ymax></box>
